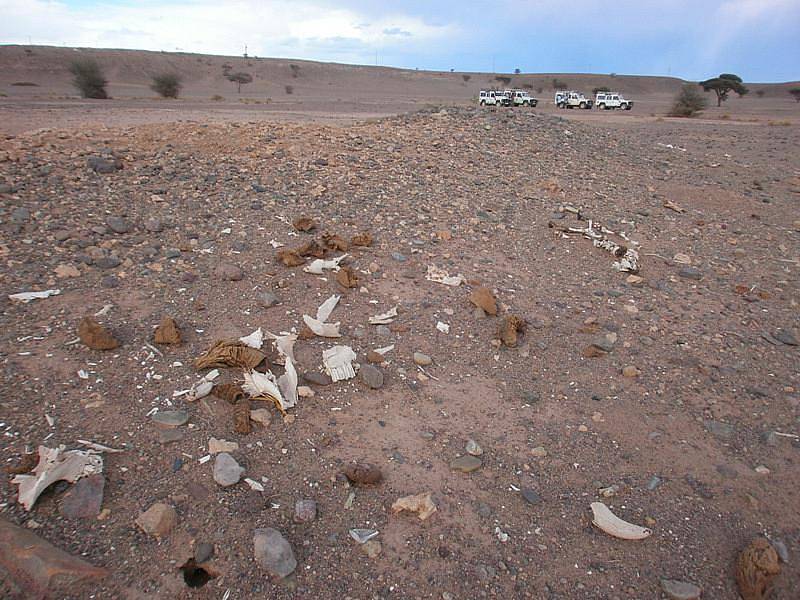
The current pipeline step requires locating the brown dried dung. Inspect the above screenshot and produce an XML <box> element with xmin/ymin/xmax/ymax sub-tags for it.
<box><xmin>350</xmin><ymin>232</ymin><xmax>373</xmax><ymax>247</ymax></box>
<box><xmin>195</xmin><ymin>340</ymin><xmax>265</xmax><ymax>370</ymax></box>
<box><xmin>322</xmin><ymin>233</ymin><xmax>350</xmax><ymax>252</ymax></box>
<box><xmin>233</xmin><ymin>398</ymin><xmax>252</xmax><ymax>434</ymax></box>
<box><xmin>335</xmin><ymin>266</ymin><xmax>359</xmax><ymax>289</ymax></box>
<box><xmin>499</xmin><ymin>315</ymin><xmax>526</xmax><ymax>347</ymax></box>
<box><xmin>469</xmin><ymin>286</ymin><xmax>497</xmax><ymax>316</ymax></box>
<box><xmin>153</xmin><ymin>316</ymin><xmax>182</xmax><ymax>345</ymax></box>
<box><xmin>296</xmin><ymin>240</ymin><xmax>326</xmax><ymax>258</ymax></box>
<box><xmin>4</xmin><ymin>453</ymin><xmax>38</xmax><ymax>475</ymax></box>
<box><xmin>582</xmin><ymin>345</ymin><xmax>607</xmax><ymax>358</ymax></box>
<box><xmin>213</xmin><ymin>383</ymin><xmax>245</xmax><ymax>405</ymax></box>
<box><xmin>341</xmin><ymin>463</ymin><xmax>382</xmax><ymax>485</ymax></box>
<box><xmin>366</xmin><ymin>350</ymin><xmax>384</xmax><ymax>364</ymax></box>
<box><xmin>293</xmin><ymin>216</ymin><xmax>316</xmax><ymax>232</ymax></box>
<box><xmin>78</xmin><ymin>317</ymin><xmax>119</xmax><ymax>350</ymax></box>
<box><xmin>736</xmin><ymin>538</ymin><xmax>781</xmax><ymax>600</ymax></box>
<box><xmin>276</xmin><ymin>249</ymin><xmax>305</xmax><ymax>267</ymax></box>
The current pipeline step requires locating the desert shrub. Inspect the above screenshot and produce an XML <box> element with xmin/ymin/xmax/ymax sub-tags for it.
<box><xmin>593</xmin><ymin>86</ymin><xmax>611</xmax><ymax>95</ymax></box>
<box><xmin>462</xmin><ymin>74</ymin><xmax>471</xmax><ymax>83</ymax></box>
<box><xmin>789</xmin><ymin>88</ymin><xmax>800</xmax><ymax>103</ymax></box>
<box><xmin>669</xmin><ymin>83</ymin><xmax>707</xmax><ymax>117</ymax></box>
<box><xmin>755</xmin><ymin>89</ymin><xmax>765</xmax><ymax>98</ymax></box>
<box><xmin>289</xmin><ymin>64</ymin><xmax>301</xmax><ymax>78</ymax></box>
<box><xmin>536</xmin><ymin>86</ymin><xmax>543</xmax><ymax>93</ymax></box>
<box><xmin>69</xmin><ymin>59</ymin><xmax>108</xmax><ymax>99</ymax></box>
<box><xmin>150</xmin><ymin>73</ymin><xmax>182</xmax><ymax>98</ymax></box>
<box><xmin>12</xmin><ymin>81</ymin><xmax>39</xmax><ymax>87</ymax></box>
<box><xmin>226</xmin><ymin>72</ymin><xmax>252</xmax><ymax>93</ymax></box>
<box><xmin>552</xmin><ymin>78</ymin><xmax>567</xmax><ymax>90</ymax></box>
<box><xmin>495</xmin><ymin>76</ymin><xmax>511</xmax><ymax>85</ymax></box>
<box><xmin>211</xmin><ymin>94</ymin><xmax>224</xmax><ymax>101</ymax></box>
<box><xmin>285</xmin><ymin>84</ymin><xmax>294</xmax><ymax>95</ymax></box>
<box><xmin>522</xmin><ymin>83</ymin><xmax>533</xmax><ymax>90</ymax></box>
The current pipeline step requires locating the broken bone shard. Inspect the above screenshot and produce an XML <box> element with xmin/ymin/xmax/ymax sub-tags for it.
<box><xmin>239</xmin><ymin>327</ymin><xmax>264</xmax><ymax>349</ymax></box>
<box><xmin>8</xmin><ymin>289</ymin><xmax>62</xmax><ymax>303</ymax></box>
<box><xmin>303</xmin><ymin>254</ymin><xmax>348</xmax><ymax>275</ymax></box>
<box><xmin>426</xmin><ymin>265</ymin><xmax>466</xmax><ymax>286</ymax></box>
<box><xmin>323</xmin><ymin>345</ymin><xmax>358</xmax><ymax>382</ymax></box>
<box><xmin>242</xmin><ymin>370</ymin><xmax>287</xmax><ymax>411</ymax></box>
<box><xmin>391</xmin><ymin>492</ymin><xmax>437</xmax><ymax>520</ymax></box>
<box><xmin>369</xmin><ymin>306</ymin><xmax>398</xmax><ymax>325</ymax></box>
<box><xmin>13</xmin><ymin>446</ymin><xmax>103</xmax><ymax>511</ymax></box>
<box><xmin>303</xmin><ymin>315</ymin><xmax>341</xmax><ymax>337</ymax></box>
<box><xmin>276</xmin><ymin>357</ymin><xmax>298</xmax><ymax>411</ymax></box>
<box><xmin>316</xmin><ymin>294</ymin><xmax>341</xmax><ymax>322</ymax></box>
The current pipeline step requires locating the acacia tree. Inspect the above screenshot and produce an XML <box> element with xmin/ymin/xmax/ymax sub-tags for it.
<box><xmin>227</xmin><ymin>71</ymin><xmax>252</xmax><ymax>93</ymax></box>
<box><xmin>790</xmin><ymin>88</ymin><xmax>800</xmax><ymax>103</ymax></box>
<box><xmin>699</xmin><ymin>73</ymin><xmax>748</xmax><ymax>107</ymax></box>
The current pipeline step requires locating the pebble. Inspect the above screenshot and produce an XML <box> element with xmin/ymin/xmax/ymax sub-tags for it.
<box><xmin>521</xmin><ymin>488</ymin><xmax>542</xmax><ymax>505</ymax></box>
<box><xmin>253</xmin><ymin>528</ymin><xmax>297</xmax><ymax>579</ymax></box>
<box><xmin>158</xmin><ymin>429</ymin><xmax>184</xmax><ymax>444</ymax></box>
<box><xmin>450</xmin><ymin>455</ymin><xmax>482</xmax><ymax>473</ymax></box>
<box><xmin>152</xmin><ymin>410</ymin><xmax>189</xmax><ymax>428</ymax></box>
<box><xmin>60</xmin><ymin>474</ymin><xmax>104</xmax><ymax>519</ymax></box>
<box><xmin>215</xmin><ymin>262</ymin><xmax>243</xmax><ymax>281</ymax></box>
<box><xmin>293</xmin><ymin>499</ymin><xmax>317</xmax><ymax>523</ymax></box>
<box><xmin>413</xmin><ymin>352</ymin><xmax>432</xmax><ymax>366</ymax></box>
<box><xmin>135</xmin><ymin>503</ymin><xmax>177</xmax><ymax>538</ymax></box>
<box><xmin>101</xmin><ymin>275</ymin><xmax>120</xmax><ymax>288</ymax></box>
<box><xmin>94</xmin><ymin>256</ymin><xmax>121</xmax><ymax>269</ymax></box>
<box><xmin>145</xmin><ymin>217</ymin><xmax>163</xmax><ymax>232</ymax></box>
<box><xmin>590</xmin><ymin>336</ymin><xmax>615</xmax><ymax>353</ymax></box>
<box><xmin>303</xmin><ymin>371</ymin><xmax>332</xmax><ymax>386</ymax></box>
<box><xmin>774</xmin><ymin>329</ymin><xmax>798</xmax><ymax>346</ymax></box>
<box><xmin>360</xmin><ymin>364</ymin><xmax>385</xmax><ymax>389</ymax></box>
<box><xmin>622</xmin><ymin>365</ymin><xmax>640</xmax><ymax>377</ymax></box>
<box><xmin>87</xmin><ymin>156</ymin><xmax>121</xmax><ymax>173</ymax></box>
<box><xmin>678</xmin><ymin>267</ymin><xmax>702</xmax><ymax>280</ymax></box>
<box><xmin>703</xmin><ymin>420</ymin><xmax>734</xmax><ymax>439</ymax></box>
<box><xmin>105</xmin><ymin>216</ymin><xmax>130</xmax><ymax>234</ymax></box>
<box><xmin>208</xmin><ymin>437</ymin><xmax>239</xmax><ymax>454</ymax></box>
<box><xmin>361</xmin><ymin>540</ymin><xmax>382</xmax><ymax>558</ymax></box>
<box><xmin>660</xmin><ymin>579</ymin><xmax>702</xmax><ymax>600</ymax></box>
<box><xmin>194</xmin><ymin>542</ymin><xmax>215</xmax><ymax>564</ymax></box>
<box><xmin>250</xmin><ymin>408</ymin><xmax>271</xmax><ymax>426</ymax></box>
<box><xmin>376</xmin><ymin>325</ymin><xmax>391</xmax><ymax>338</ymax></box>
<box><xmin>391</xmin><ymin>252</ymin><xmax>407</xmax><ymax>262</ymax></box>
<box><xmin>258</xmin><ymin>291</ymin><xmax>280</xmax><ymax>308</ymax></box>
<box><xmin>465</xmin><ymin>439</ymin><xmax>483</xmax><ymax>456</ymax></box>
<box><xmin>213</xmin><ymin>452</ymin><xmax>244</xmax><ymax>487</ymax></box>
<box><xmin>530</xmin><ymin>446</ymin><xmax>547</xmax><ymax>458</ymax></box>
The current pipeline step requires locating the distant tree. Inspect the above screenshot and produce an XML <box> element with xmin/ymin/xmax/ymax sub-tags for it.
<box><xmin>150</xmin><ymin>73</ymin><xmax>182</xmax><ymax>98</ymax></box>
<box><xmin>227</xmin><ymin>72</ymin><xmax>252</xmax><ymax>93</ymax></box>
<box><xmin>593</xmin><ymin>86</ymin><xmax>611</xmax><ymax>95</ymax></box>
<box><xmin>289</xmin><ymin>64</ymin><xmax>300</xmax><ymax>78</ymax></box>
<box><xmin>462</xmin><ymin>74</ymin><xmax>471</xmax><ymax>83</ymax></box>
<box><xmin>699</xmin><ymin>73</ymin><xmax>748</xmax><ymax>107</ymax></box>
<box><xmin>755</xmin><ymin>89</ymin><xmax>765</xmax><ymax>98</ymax></box>
<box><xmin>514</xmin><ymin>68</ymin><xmax>521</xmax><ymax>74</ymax></box>
<box><xmin>69</xmin><ymin>58</ymin><xmax>108</xmax><ymax>99</ymax></box>
<box><xmin>284</xmin><ymin>84</ymin><xmax>294</xmax><ymax>95</ymax></box>
<box><xmin>669</xmin><ymin>83</ymin><xmax>708</xmax><ymax>117</ymax></box>
<box><xmin>790</xmin><ymin>88</ymin><xmax>800</xmax><ymax>103</ymax></box>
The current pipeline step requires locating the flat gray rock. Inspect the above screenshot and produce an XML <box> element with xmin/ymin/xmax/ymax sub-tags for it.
<box><xmin>152</xmin><ymin>410</ymin><xmax>189</xmax><ymax>427</ymax></box>
<box><xmin>660</xmin><ymin>579</ymin><xmax>702</xmax><ymax>600</ymax></box>
<box><xmin>253</xmin><ymin>527</ymin><xmax>297</xmax><ymax>578</ymax></box>
<box><xmin>213</xmin><ymin>452</ymin><xmax>244</xmax><ymax>487</ymax></box>
<box><xmin>450</xmin><ymin>455</ymin><xmax>482</xmax><ymax>473</ymax></box>
<box><xmin>360</xmin><ymin>364</ymin><xmax>384</xmax><ymax>389</ymax></box>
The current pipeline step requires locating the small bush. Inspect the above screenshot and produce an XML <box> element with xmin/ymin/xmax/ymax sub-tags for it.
<box><xmin>755</xmin><ymin>89</ymin><xmax>765</xmax><ymax>98</ymax></box>
<box><xmin>536</xmin><ymin>86</ymin><xmax>543</xmax><ymax>94</ymax></box>
<box><xmin>495</xmin><ymin>76</ymin><xmax>511</xmax><ymax>85</ymax></box>
<box><xmin>462</xmin><ymin>74</ymin><xmax>471</xmax><ymax>83</ymax></box>
<box><xmin>552</xmin><ymin>78</ymin><xmax>567</xmax><ymax>90</ymax></box>
<box><xmin>593</xmin><ymin>86</ymin><xmax>611</xmax><ymax>95</ymax></box>
<box><xmin>522</xmin><ymin>83</ymin><xmax>533</xmax><ymax>90</ymax></box>
<box><xmin>289</xmin><ymin>64</ymin><xmax>301</xmax><ymax>78</ymax></box>
<box><xmin>285</xmin><ymin>84</ymin><xmax>294</xmax><ymax>95</ymax></box>
<box><xmin>69</xmin><ymin>59</ymin><xmax>108</xmax><ymax>99</ymax></box>
<box><xmin>211</xmin><ymin>94</ymin><xmax>224</xmax><ymax>101</ymax></box>
<box><xmin>150</xmin><ymin>73</ymin><xmax>182</xmax><ymax>98</ymax></box>
<box><xmin>12</xmin><ymin>81</ymin><xmax>39</xmax><ymax>87</ymax></box>
<box><xmin>669</xmin><ymin>83</ymin><xmax>707</xmax><ymax>117</ymax></box>
<box><xmin>790</xmin><ymin>88</ymin><xmax>800</xmax><ymax>103</ymax></box>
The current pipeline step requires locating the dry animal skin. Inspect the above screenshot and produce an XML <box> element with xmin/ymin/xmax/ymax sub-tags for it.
<box><xmin>304</xmin><ymin>254</ymin><xmax>348</xmax><ymax>275</ymax></box>
<box><xmin>499</xmin><ymin>315</ymin><xmax>526</xmax><ymax>347</ymax></box>
<box><xmin>316</xmin><ymin>295</ymin><xmax>341</xmax><ymax>322</ymax></box>
<box><xmin>335</xmin><ymin>265</ymin><xmax>359</xmax><ymax>288</ymax></box>
<box><xmin>342</xmin><ymin>462</ymin><xmax>383</xmax><ymax>485</ymax></box>
<box><xmin>322</xmin><ymin>232</ymin><xmax>350</xmax><ymax>251</ymax></box>
<box><xmin>276</xmin><ymin>249</ymin><xmax>305</xmax><ymax>267</ymax></box>
<box><xmin>8</xmin><ymin>289</ymin><xmax>61</xmax><ymax>303</ymax></box>
<box><xmin>590</xmin><ymin>502</ymin><xmax>652</xmax><ymax>540</ymax></box>
<box><xmin>469</xmin><ymin>286</ymin><xmax>498</xmax><ymax>315</ymax></box>
<box><xmin>426</xmin><ymin>265</ymin><xmax>466</xmax><ymax>286</ymax></box>
<box><xmin>153</xmin><ymin>316</ymin><xmax>182</xmax><ymax>345</ymax></box>
<box><xmin>195</xmin><ymin>340</ymin><xmax>266</xmax><ymax>370</ymax></box>
<box><xmin>13</xmin><ymin>445</ymin><xmax>103</xmax><ymax>511</ymax></box>
<box><xmin>391</xmin><ymin>492</ymin><xmax>437</xmax><ymax>520</ymax></box>
<box><xmin>323</xmin><ymin>345</ymin><xmax>358</xmax><ymax>382</ymax></box>
<box><xmin>736</xmin><ymin>538</ymin><xmax>781</xmax><ymax>600</ymax></box>
<box><xmin>239</xmin><ymin>327</ymin><xmax>264</xmax><ymax>349</ymax></box>
<box><xmin>78</xmin><ymin>317</ymin><xmax>120</xmax><ymax>350</ymax></box>
<box><xmin>350</xmin><ymin>232</ymin><xmax>373</xmax><ymax>247</ymax></box>
<box><xmin>213</xmin><ymin>383</ymin><xmax>246</xmax><ymax>404</ymax></box>
<box><xmin>303</xmin><ymin>315</ymin><xmax>341</xmax><ymax>337</ymax></box>
<box><xmin>369</xmin><ymin>306</ymin><xmax>398</xmax><ymax>325</ymax></box>
<box><xmin>233</xmin><ymin>398</ymin><xmax>252</xmax><ymax>434</ymax></box>
<box><xmin>293</xmin><ymin>216</ymin><xmax>316</xmax><ymax>232</ymax></box>
<box><xmin>296</xmin><ymin>240</ymin><xmax>326</xmax><ymax>258</ymax></box>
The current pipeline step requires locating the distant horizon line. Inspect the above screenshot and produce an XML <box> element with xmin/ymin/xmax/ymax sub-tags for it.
<box><xmin>2</xmin><ymin>43</ymin><xmax>797</xmax><ymax>85</ymax></box>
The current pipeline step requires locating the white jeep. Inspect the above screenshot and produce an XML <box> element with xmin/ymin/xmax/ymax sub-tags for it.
<box><xmin>554</xmin><ymin>90</ymin><xmax>593</xmax><ymax>109</ymax></box>
<box><xmin>509</xmin><ymin>89</ymin><xmax>538</xmax><ymax>107</ymax></box>
<box><xmin>595</xmin><ymin>92</ymin><xmax>633</xmax><ymax>110</ymax></box>
<box><xmin>479</xmin><ymin>90</ymin><xmax>511</xmax><ymax>106</ymax></box>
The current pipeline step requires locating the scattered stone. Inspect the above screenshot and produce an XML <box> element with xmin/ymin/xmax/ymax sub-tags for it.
<box><xmin>678</xmin><ymin>267</ymin><xmax>702</xmax><ymax>280</ymax></box>
<box><xmin>194</xmin><ymin>542</ymin><xmax>215</xmax><ymax>564</ymax></box>
<box><xmin>774</xmin><ymin>329</ymin><xmax>798</xmax><ymax>346</ymax></box>
<box><xmin>215</xmin><ymin>262</ymin><xmax>243</xmax><ymax>281</ymax></box>
<box><xmin>521</xmin><ymin>488</ymin><xmax>542</xmax><ymax>505</ymax></box>
<box><xmin>361</xmin><ymin>540</ymin><xmax>382</xmax><ymax>558</ymax></box>
<box><xmin>60</xmin><ymin>474</ymin><xmax>104</xmax><ymax>519</ymax></box>
<box><xmin>341</xmin><ymin>462</ymin><xmax>383</xmax><ymax>485</ymax></box>
<box><xmin>465</xmin><ymin>439</ymin><xmax>483</xmax><ymax>456</ymax></box>
<box><xmin>152</xmin><ymin>410</ymin><xmax>189</xmax><ymax>428</ymax></box>
<box><xmin>366</xmin><ymin>350</ymin><xmax>384</xmax><ymax>364</ymax></box>
<box><xmin>158</xmin><ymin>429</ymin><xmax>184</xmax><ymax>444</ymax></box>
<box><xmin>250</xmin><ymin>408</ymin><xmax>271</xmax><ymax>426</ymax></box>
<box><xmin>530</xmin><ymin>446</ymin><xmax>547</xmax><ymax>458</ymax></box>
<box><xmin>413</xmin><ymin>352</ymin><xmax>432</xmax><ymax>366</ymax></box>
<box><xmin>360</xmin><ymin>364</ymin><xmax>385</xmax><ymax>389</ymax></box>
<box><xmin>704</xmin><ymin>420</ymin><xmax>734</xmax><ymax>439</ymax></box>
<box><xmin>153</xmin><ymin>316</ymin><xmax>182</xmax><ymax>344</ymax></box>
<box><xmin>208</xmin><ymin>437</ymin><xmax>239</xmax><ymax>454</ymax></box>
<box><xmin>145</xmin><ymin>217</ymin><xmax>163</xmax><ymax>232</ymax></box>
<box><xmin>100</xmin><ymin>275</ymin><xmax>120</xmax><ymax>288</ymax></box>
<box><xmin>450</xmin><ymin>455</ymin><xmax>482</xmax><ymax>473</ymax></box>
<box><xmin>392</xmin><ymin>492</ymin><xmax>437</xmax><ymax>520</ymax></box>
<box><xmin>213</xmin><ymin>452</ymin><xmax>244</xmax><ymax>487</ymax></box>
<box><xmin>94</xmin><ymin>256</ymin><xmax>121</xmax><ymax>270</ymax></box>
<box><xmin>303</xmin><ymin>371</ymin><xmax>332</xmax><ymax>386</ymax></box>
<box><xmin>55</xmin><ymin>263</ymin><xmax>81</xmax><ymax>278</ymax></box>
<box><xmin>105</xmin><ymin>216</ymin><xmax>130</xmax><ymax>234</ymax></box>
<box><xmin>469</xmin><ymin>286</ymin><xmax>497</xmax><ymax>315</ymax></box>
<box><xmin>78</xmin><ymin>317</ymin><xmax>119</xmax><ymax>350</ymax></box>
<box><xmin>292</xmin><ymin>216</ymin><xmax>316</xmax><ymax>232</ymax></box>
<box><xmin>293</xmin><ymin>499</ymin><xmax>317</xmax><ymax>523</ymax></box>
<box><xmin>622</xmin><ymin>365</ymin><xmax>640</xmax><ymax>377</ymax></box>
<box><xmin>135</xmin><ymin>503</ymin><xmax>177</xmax><ymax>538</ymax></box>
<box><xmin>87</xmin><ymin>156</ymin><xmax>122</xmax><ymax>173</ymax></box>
<box><xmin>660</xmin><ymin>579</ymin><xmax>702</xmax><ymax>600</ymax></box>
<box><xmin>253</xmin><ymin>528</ymin><xmax>297</xmax><ymax>579</ymax></box>
<box><xmin>257</xmin><ymin>291</ymin><xmax>280</xmax><ymax>308</ymax></box>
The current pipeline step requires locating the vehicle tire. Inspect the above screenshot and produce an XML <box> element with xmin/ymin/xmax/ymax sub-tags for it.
<box><xmin>579</xmin><ymin>102</ymin><xmax>585</xmax><ymax>109</ymax></box>
<box><xmin>625</xmin><ymin>104</ymin><xmax>632</xmax><ymax>110</ymax></box>
<box><xmin>480</xmin><ymin>100</ymin><xmax>485</xmax><ymax>106</ymax></box>
<box><xmin>598</xmin><ymin>103</ymin><xmax>605</xmax><ymax>110</ymax></box>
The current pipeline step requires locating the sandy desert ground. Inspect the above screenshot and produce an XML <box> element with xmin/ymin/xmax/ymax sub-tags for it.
<box><xmin>0</xmin><ymin>46</ymin><xmax>799</xmax><ymax>599</ymax></box>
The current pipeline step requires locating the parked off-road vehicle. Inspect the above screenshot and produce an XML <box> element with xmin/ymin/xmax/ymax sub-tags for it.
<box><xmin>595</xmin><ymin>91</ymin><xmax>633</xmax><ymax>110</ymax></box>
<box><xmin>554</xmin><ymin>90</ymin><xmax>593</xmax><ymax>109</ymax></box>
<box><xmin>479</xmin><ymin>90</ymin><xmax>511</xmax><ymax>106</ymax></box>
<box><xmin>509</xmin><ymin>89</ymin><xmax>538</xmax><ymax>107</ymax></box>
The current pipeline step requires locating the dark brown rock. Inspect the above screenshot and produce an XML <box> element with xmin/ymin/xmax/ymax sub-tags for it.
<box><xmin>341</xmin><ymin>462</ymin><xmax>382</xmax><ymax>485</ymax></box>
<box><xmin>60</xmin><ymin>474</ymin><xmax>104</xmax><ymax>519</ymax></box>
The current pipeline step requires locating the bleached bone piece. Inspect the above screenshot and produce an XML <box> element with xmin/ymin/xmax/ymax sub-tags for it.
<box><xmin>242</xmin><ymin>369</ymin><xmax>286</xmax><ymax>408</ymax></box>
<box><xmin>368</xmin><ymin>306</ymin><xmax>398</xmax><ymax>325</ymax></box>
<box><xmin>374</xmin><ymin>344</ymin><xmax>395</xmax><ymax>355</ymax></box>
<box><xmin>277</xmin><ymin>356</ymin><xmax>298</xmax><ymax>410</ymax></box>
<box><xmin>316</xmin><ymin>295</ymin><xmax>341</xmax><ymax>322</ymax></box>
<box><xmin>266</xmin><ymin>331</ymin><xmax>298</xmax><ymax>364</ymax></box>
<box><xmin>239</xmin><ymin>327</ymin><xmax>264</xmax><ymax>349</ymax></box>
<box><xmin>8</xmin><ymin>289</ymin><xmax>61</xmax><ymax>303</ymax></box>
<box><xmin>303</xmin><ymin>315</ymin><xmax>341</xmax><ymax>337</ymax></box>
<box><xmin>590</xmin><ymin>502</ymin><xmax>652</xmax><ymax>540</ymax></box>
<box><xmin>303</xmin><ymin>254</ymin><xmax>348</xmax><ymax>275</ymax></box>
<box><xmin>323</xmin><ymin>345</ymin><xmax>358</xmax><ymax>382</ymax></box>
<box><xmin>426</xmin><ymin>265</ymin><xmax>466</xmax><ymax>287</ymax></box>
<box><xmin>13</xmin><ymin>445</ymin><xmax>103</xmax><ymax>511</ymax></box>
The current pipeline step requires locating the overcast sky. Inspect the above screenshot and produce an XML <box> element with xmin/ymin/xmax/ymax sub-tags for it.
<box><xmin>1</xmin><ymin>0</ymin><xmax>798</xmax><ymax>81</ymax></box>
